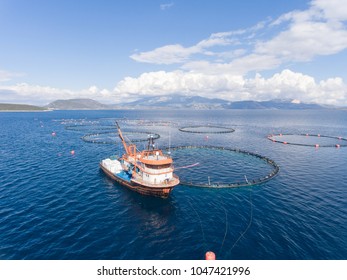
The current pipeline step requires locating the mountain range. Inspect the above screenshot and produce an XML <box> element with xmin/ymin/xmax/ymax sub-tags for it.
<box><xmin>46</xmin><ymin>99</ymin><xmax>110</xmax><ymax>110</ymax></box>
<box><xmin>45</xmin><ymin>95</ymin><xmax>325</xmax><ymax>110</ymax></box>
<box><xmin>0</xmin><ymin>103</ymin><xmax>47</xmax><ymax>111</ymax></box>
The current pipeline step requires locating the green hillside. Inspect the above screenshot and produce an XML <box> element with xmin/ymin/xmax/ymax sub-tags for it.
<box><xmin>0</xmin><ymin>103</ymin><xmax>47</xmax><ymax>111</ymax></box>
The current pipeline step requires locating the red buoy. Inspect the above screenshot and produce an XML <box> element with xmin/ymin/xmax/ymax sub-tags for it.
<box><xmin>205</xmin><ymin>251</ymin><xmax>216</xmax><ymax>260</ymax></box>
<box><xmin>315</xmin><ymin>144</ymin><xmax>319</xmax><ymax>148</ymax></box>
<box><xmin>51</xmin><ymin>132</ymin><xmax>56</xmax><ymax>136</ymax></box>
<box><xmin>279</xmin><ymin>133</ymin><xmax>283</xmax><ymax>136</ymax></box>
<box><xmin>283</xmin><ymin>141</ymin><xmax>287</xmax><ymax>144</ymax></box>
<box><xmin>70</xmin><ymin>150</ymin><xmax>75</xmax><ymax>155</ymax></box>
<box><xmin>318</xmin><ymin>134</ymin><xmax>320</xmax><ymax>137</ymax></box>
<box><xmin>336</xmin><ymin>144</ymin><xmax>340</xmax><ymax>148</ymax></box>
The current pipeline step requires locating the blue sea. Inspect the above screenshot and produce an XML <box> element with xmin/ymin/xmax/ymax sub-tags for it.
<box><xmin>0</xmin><ymin>109</ymin><xmax>346</xmax><ymax>260</ymax></box>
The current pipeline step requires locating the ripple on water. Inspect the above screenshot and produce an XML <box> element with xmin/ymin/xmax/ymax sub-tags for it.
<box><xmin>0</xmin><ymin>110</ymin><xmax>346</xmax><ymax>259</ymax></box>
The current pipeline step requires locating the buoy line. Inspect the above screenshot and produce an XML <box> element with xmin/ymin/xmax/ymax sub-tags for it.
<box><xmin>165</xmin><ymin>145</ymin><xmax>279</xmax><ymax>188</ymax></box>
<box><xmin>267</xmin><ymin>133</ymin><xmax>347</xmax><ymax>148</ymax></box>
<box><xmin>179</xmin><ymin>125</ymin><xmax>235</xmax><ymax>134</ymax></box>
<box><xmin>82</xmin><ymin>131</ymin><xmax>160</xmax><ymax>144</ymax></box>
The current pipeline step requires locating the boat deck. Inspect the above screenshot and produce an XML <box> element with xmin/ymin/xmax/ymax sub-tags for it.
<box><xmin>115</xmin><ymin>170</ymin><xmax>132</xmax><ymax>182</ymax></box>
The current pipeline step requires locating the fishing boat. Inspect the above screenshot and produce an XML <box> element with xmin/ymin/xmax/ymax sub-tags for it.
<box><xmin>100</xmin><ymin>122</ymin><xmax>180</xmax><ymax>198</ymax></box>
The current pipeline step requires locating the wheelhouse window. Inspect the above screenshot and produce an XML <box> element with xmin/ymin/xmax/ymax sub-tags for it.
<box><xmin>145</xmin><ymin>163</ymin><xmax>171</xmax><ymax>169</ymax></box>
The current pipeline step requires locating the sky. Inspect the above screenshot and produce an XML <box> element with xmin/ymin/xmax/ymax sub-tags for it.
<box><xmin>1</xmin><ymin>0</ymin><xmax>347</xmax><ymax>105</ymax></box>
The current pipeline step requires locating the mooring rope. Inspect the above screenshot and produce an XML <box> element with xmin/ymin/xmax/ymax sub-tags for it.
<box><xmin>187</xmin><ymin>198</ymin><xmax>207</xmax><ymax>252</ymax></box>
<box><xmin>225</xmin><ymin>187</ymin><xmax>253</xmax><ymax>257</ymax></box>
<box><xmin>218</xmin><ymin>205</ymin><xmax>229</xmax><ymax>256</ymax></box>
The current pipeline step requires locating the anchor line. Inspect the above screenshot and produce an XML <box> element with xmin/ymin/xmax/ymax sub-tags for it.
<box><xmin>187</xmin><ymin>199</ymin><xmax>207</xmax><ymax>252</ymax></box>
<box><xmin>218</xmin><ymin>205</ymin><xmax>229</xmax><ymax>256</ymax></box>
<box><xmin>226</xmin><ymin>187</ymin><xmax>253</xmax><ymax>257</ymax></box>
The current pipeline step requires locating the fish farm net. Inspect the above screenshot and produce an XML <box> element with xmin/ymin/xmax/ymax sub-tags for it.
<box><xmin>167</xmin><ymin>146</ymin><xmax>279</xmax><ymax>188</ymax></box>
<box><xmin>267</xmin><ymin>134</ymin><xmax>347</xmax><ymax>147</ymax></box>
<box><xmin>65</xmin><ymin>124</ymin><xmax>117</xmax><ymax>132</ymax></box>
<box><xmin>82</xmin><ymin>131</ymin><xmax>160</xmax><ymax>144</ymax></box>
<box><xmin>179</xmin><ymin>125</ymin><xmax>235</xmax><ymax>134</ymax></box>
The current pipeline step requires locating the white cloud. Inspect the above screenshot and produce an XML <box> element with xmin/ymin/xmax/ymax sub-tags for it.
<box><xmin>182</xmin><ymin>54</ymin><xmax>280</xmax><ymax>76</ymax></box>
<box><xmin>160</xmin><ymin>3</ymin><xmax>174</xmax><ymax>11</ymax></box>
<box><xmin>0</xmin><ymin>69</ymin><xmax>25</xmax><ymax>82</ymax></box>
<box><xmin>114</xmin><ymin>70</ymin><xmax>244</xmax><ymax>98</ymax></box>
<box><xmin>256</xmin><ymin>1</ymin><xmax>347</xmax><ymax>63</ymax></box>
<box><xmin>312</xmin><ymin>0</ymin><xmax>347</xmax><ymax>21</ymax></box>
<box><xmin>130</xmin><ymin>31</ymin><xmax>240</xmax><ymax>64</ymax></box>
<box><xmin>113</xmin><ymin>69</ymin><xmax>347</xmax><ymax>105</ymax></box>
<box><xmin>130</xmin><ymin>44</ymin><xmax>199</xmax><ymax>64</ymax></box>
<box><xmin>122</xmin><ymin>0</ymin><xmax>347</xmax><ymax>105</ymax></box>
<box><xmin>131</xmin><ymin>0</ymin><xmax>347</xmax><ymax>75</ymax></box>
<box><xmin>2</xmin><ymin>0</ymin><xmax>347</xmax><ymax>106</ymax></box>
<box><xmin>0</xmin><ymin>83</ymin><xmax>114</xmax><ymax>105</ymax></box>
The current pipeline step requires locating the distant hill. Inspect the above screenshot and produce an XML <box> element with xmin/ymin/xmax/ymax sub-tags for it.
<box><xmin>0</xmin><ymin>103</ymin><xmax>47</xmax><ymax>111</ymax></box>
<box><xmin>121</xmin><ymin>94</ymin><xmax>324</xmax><ymax>110</ymax></box>
<box><xmin>225</xmin><ymin>99</ymin><xmax>323</xmax><ymax>109</ymax></box>
<box><xmin>122</xmin><ymin>95</ymin><xmax>229</xmax><ymax>109</ymax></box>
<box><xmin>46</xmin><ymin>98</ymin><xmax>110</xmax><ymax>110</ymax></box>
<box><xmin>44</xmin><ymin>95</ymin><xmax>326</xmax><ymax>110</ymax></box>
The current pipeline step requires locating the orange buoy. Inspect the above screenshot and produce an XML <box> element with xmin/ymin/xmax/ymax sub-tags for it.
<box><xmin>70</xmin><ymin>150</ymin><xmax>75</xmax><ymax>155</ymax></box>
<box><xmin>205</xmin><ymin>251</ymin><xmax>216</xmax><ymax>260</ymax></box>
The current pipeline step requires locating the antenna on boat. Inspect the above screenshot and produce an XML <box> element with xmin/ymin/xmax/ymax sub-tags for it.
<box><xmin>168</xmin><ymin>124</ymin><xmax>171</xmax><ymax>155</ymax></box>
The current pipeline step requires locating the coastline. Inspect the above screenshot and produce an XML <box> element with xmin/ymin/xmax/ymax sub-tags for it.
<box><xmin>0</xmin><ymin>109</ymin><xmax>53</xmax><ymax>112</ymax></box>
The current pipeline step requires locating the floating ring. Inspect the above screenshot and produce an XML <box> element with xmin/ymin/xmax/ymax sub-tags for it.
<box><xmin>165</xmin><ymin>145</ymin><xmax>279</xmax><ymax>188</ymax></box>
<box><xmin>179</xmin><ymin>125</ymin><xmax>235</xmax><ymax>134</ymax></box>
<box><xmin>82</xmin><ymin>131</ymin><xmax>160</xmax><ymax>144</ymax></box>
<box><xmin>267</xmin><ymin>133</ymin><xmax>347</xmax><ymax>148</ymax></box>
<box><xmin>65</xmin><ymin>124</ymin><xmax>116</xmax><ymax>132</ymax></box>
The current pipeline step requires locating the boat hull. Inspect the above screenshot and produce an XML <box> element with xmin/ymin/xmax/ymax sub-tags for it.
<box><xmin>100</xmin><ymin>163</ymin><xmax>176</xmax><ymax>198</ymax></box>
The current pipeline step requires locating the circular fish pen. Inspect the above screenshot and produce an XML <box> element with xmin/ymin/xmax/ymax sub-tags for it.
<box><xmin>82</xmin><ymin>131</ymin><xmax>160</xmax><ymax>144</ymax></box>
<box><xmin>166</xmin><ymin>145</ymin><xmax>279</xmax><ymax>188</ymax></box>
<box><xmin>267</xmin><ymin>133</ymin><xmax>347</xmax><ymax>148</ymax></box>
<box><xmin>65</xmin><ymin>124</ymin><xmax>116</xmax><ymax>132</ymax></box>
<box><xmin>179</xmin><ymin>125</ymin><xmax>235</xmax><ymax>134</ymax></box>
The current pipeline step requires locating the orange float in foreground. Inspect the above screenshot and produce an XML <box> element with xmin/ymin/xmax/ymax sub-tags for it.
<box><xmin>205</xmin><ymin>251</ymin><xmax>216</xmax><ymax>260</ymax></box>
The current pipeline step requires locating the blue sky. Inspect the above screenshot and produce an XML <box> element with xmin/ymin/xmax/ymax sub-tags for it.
<box><xmin>1</xmin><ymin>0</ymin><xmax>347</xmax><ymax>105</ymax></box>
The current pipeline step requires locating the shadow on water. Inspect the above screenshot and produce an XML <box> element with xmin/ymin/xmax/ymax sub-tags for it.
<box><xmin>99</xmin><ymin>169</ymin><xmax>177</xmax><ymax>216</ymax></box>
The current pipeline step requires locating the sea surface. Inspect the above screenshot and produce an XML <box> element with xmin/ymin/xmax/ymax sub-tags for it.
<box><xmin>0</xmin><ymin>109</ymin><xmax>346</xmax><ymax>260</ymax></box>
